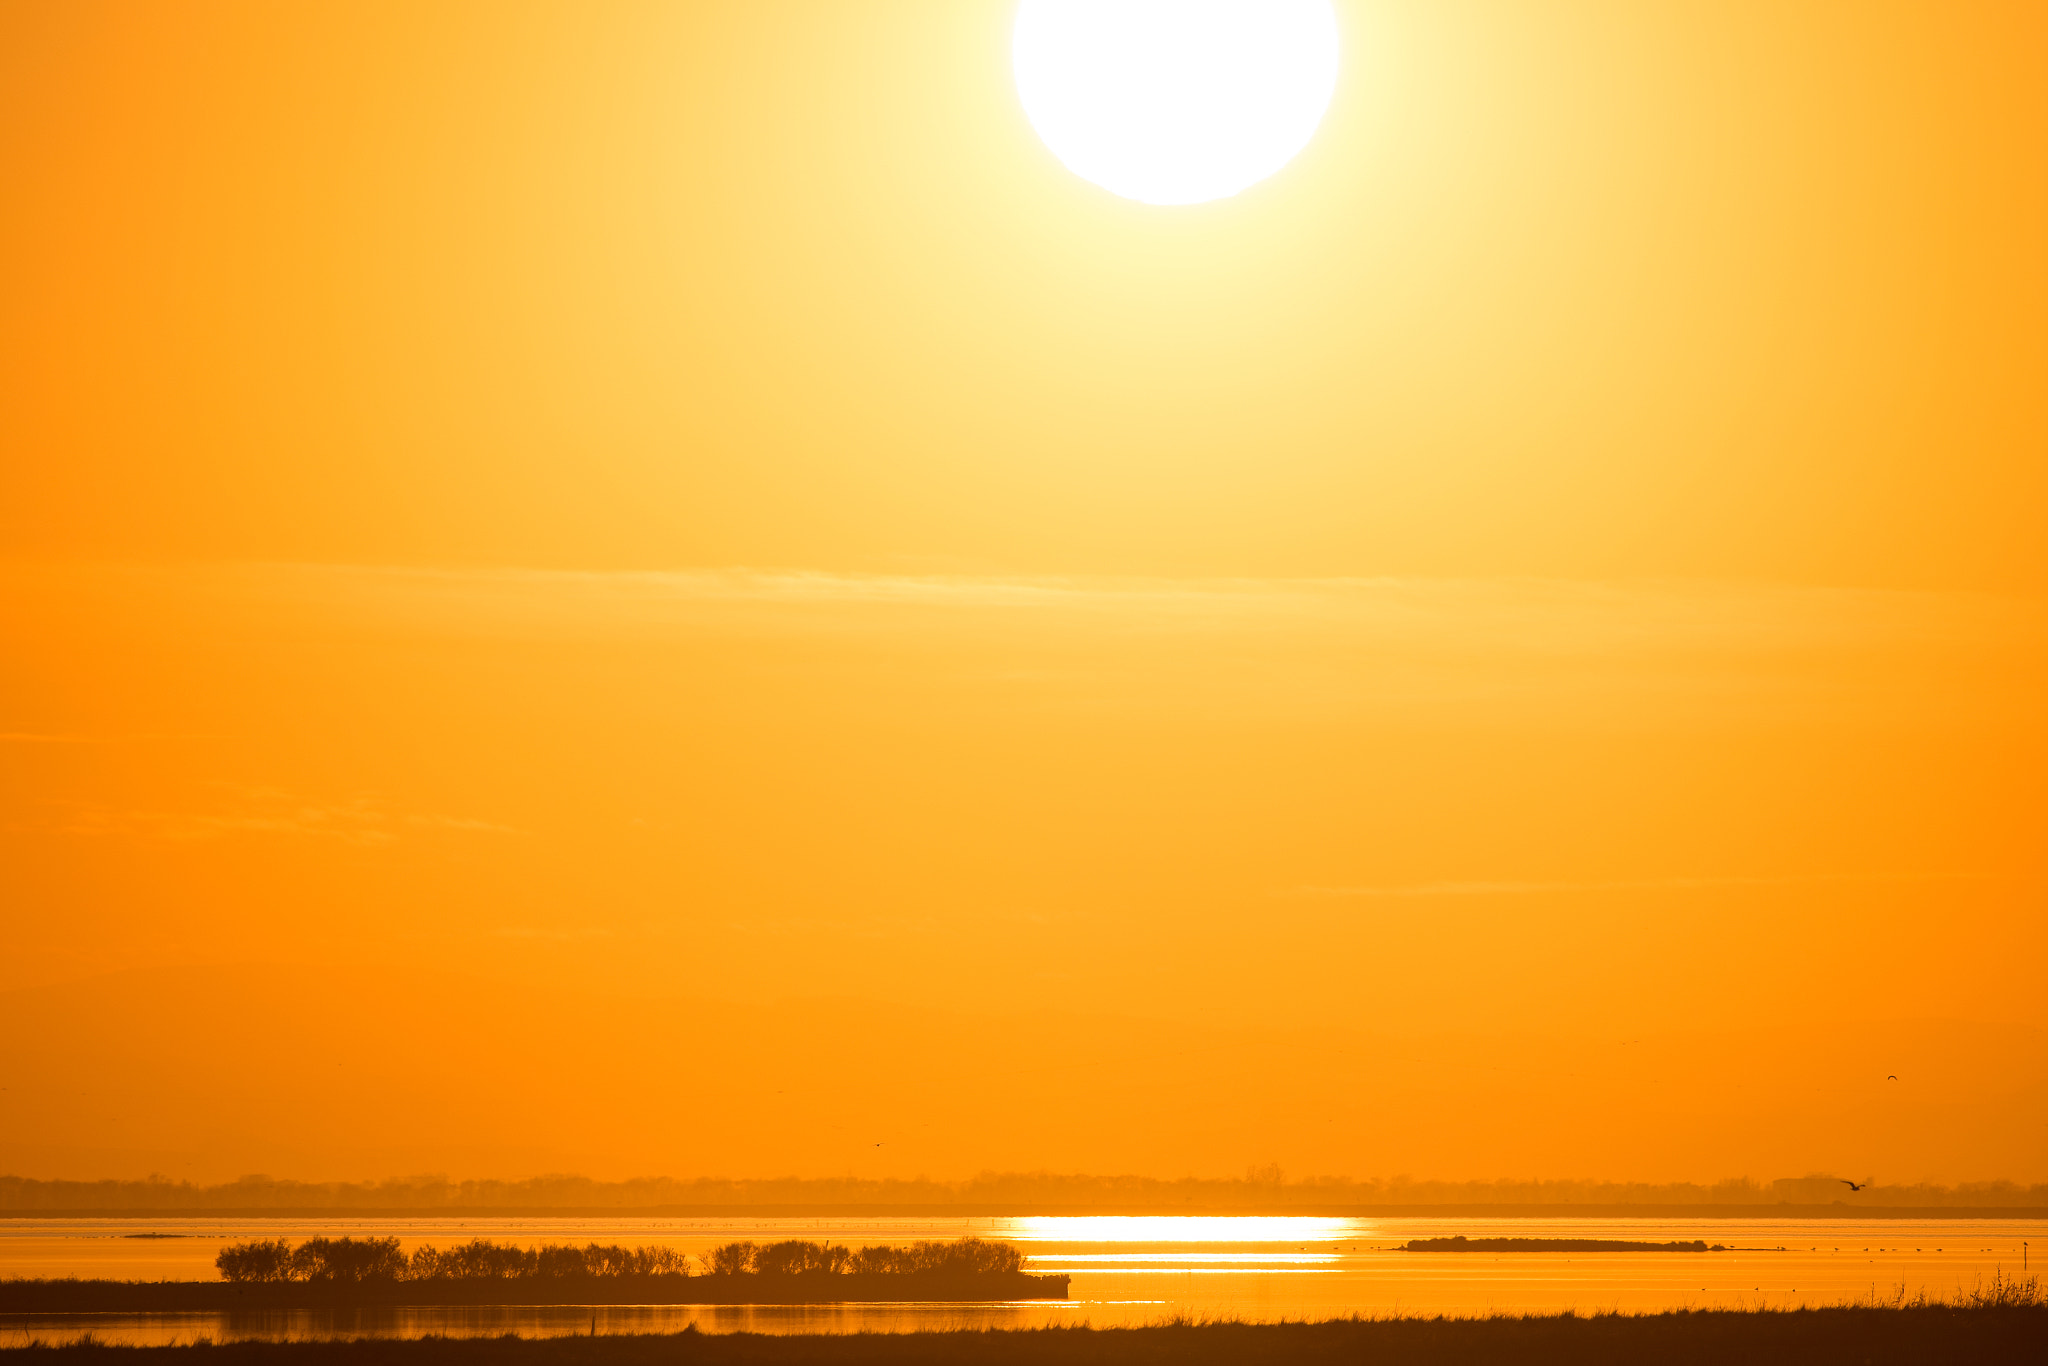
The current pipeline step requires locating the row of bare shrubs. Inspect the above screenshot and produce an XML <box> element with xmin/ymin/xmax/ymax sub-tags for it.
<box><xmin>215</xmin><ymin>1236</ymin><xmax>1021</xmax><ymax>1283</ymax></box>
<box><xmin>217</xmin><ymin>1238</ymin><xmax>692</xmax><ymax>1283</ymax></box>
<box><xmin>708</xmin><ymin>1238</ymin><xmax>1022</xmax><ymax>1277</ymax></box>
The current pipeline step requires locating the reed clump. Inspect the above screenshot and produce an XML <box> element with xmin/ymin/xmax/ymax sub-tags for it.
<box><xmin>1854</xmin><ymin>1268</ymin><xmax>2044</xmax><ymax>1311</ymax></box>
<box><xmin>1959</xmin><ymin>1269</ymin><xmax>2043</xmax><ymax>1309</ymax></box>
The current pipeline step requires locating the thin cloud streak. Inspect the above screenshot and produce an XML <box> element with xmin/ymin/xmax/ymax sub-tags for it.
<box><xmin>27</xmin><ymin>560</ymin><xmax>2041</xmax><ymax>729</ymax></box>
<box><xmin>25</xmin><ymin>560</ymin><xmax>2048</xmax><ymax>652</ymax></box>
<box><xmin>1290</xmin><ymin>873</ymin><xmax>1992</xmax><ymax>898</ymax></box>
<box><xmin>255</xmin><ymin>561</ymin><xmax>2042</xmax><ymax>633</ymax></box>
<box><xmin>46</xmin><ymin>789</ymin><xmax>517</xmax><ymax>845</ymax></box>
<box><xmin>0</xmin><ymin>732</ymin><xmax>229</xmax><ymax>744</ymax></box>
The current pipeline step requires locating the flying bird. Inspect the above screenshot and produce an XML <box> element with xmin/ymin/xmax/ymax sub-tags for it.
<box><xmin>1887</xmin><ymin>1075</ymin><xmax>1899</xmax><ymax>1081</ymax></box>
<box><xmin>1841</xmin><ymin>1179</ymin><xmax>1868</xmax><ymax>1192</ymax></box>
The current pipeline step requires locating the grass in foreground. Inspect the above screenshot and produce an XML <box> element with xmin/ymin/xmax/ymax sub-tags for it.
<box><xmin>1</xmin><ymin>1304</ymin><xmax>2044</xmax><ymax>1365</ymax></box>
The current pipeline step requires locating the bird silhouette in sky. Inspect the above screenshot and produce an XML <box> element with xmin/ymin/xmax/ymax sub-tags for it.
<box><xmin>1887</xmin><ymin>1075</ymin><xmax>1899</xmax><ymax>1081</ymax></box>
<box><xmin>1841</xmin><ymin>1179</ymin><xmax>1868</xmax><ymax>1192</ymax></box>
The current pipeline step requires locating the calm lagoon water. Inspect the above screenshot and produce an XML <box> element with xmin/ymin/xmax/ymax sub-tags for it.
<box><xmin>3</xmin><ymin>1214</ymin><xmax>2039</xmax><ymax>1346</ymax></box>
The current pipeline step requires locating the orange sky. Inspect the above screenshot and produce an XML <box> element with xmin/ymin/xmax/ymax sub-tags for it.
<box><xmin>3</xmin><ymin>1</ymin><xmax>2045</xmax><ymax>1186</ymax></box>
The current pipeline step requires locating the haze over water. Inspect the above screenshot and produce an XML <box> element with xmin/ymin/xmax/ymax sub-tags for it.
<box><xmin>4</xmin><ymin>1216</ymin><xmax>2041</xmax><ymax>1345</ymax></box>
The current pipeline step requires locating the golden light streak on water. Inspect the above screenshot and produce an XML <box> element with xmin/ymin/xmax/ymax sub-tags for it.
<box><xmin>1011</xmin><ymin>1216</ymin><xmax>1354</xmax><ymax>1243</ymax></box>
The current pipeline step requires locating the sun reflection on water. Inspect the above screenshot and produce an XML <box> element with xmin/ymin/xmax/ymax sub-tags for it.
<box><xmin>1029</xmin><ymin>1251</ymin><xmax>1339</xmax><ymax>1264</ymax></box>
<box><xmin>1010</xmin><ymin>1216</ymin><xmax>1356</xmax><ymax>1243</ymax></box>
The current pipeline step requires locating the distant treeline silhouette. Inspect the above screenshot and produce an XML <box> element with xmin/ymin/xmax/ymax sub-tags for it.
<box><xmin>215</xmin><ymin>1237</ymin><xmax>1020</xmax><ymax>1283</ymax></box>
<box><xmin>11</xmin><ymin>1172</ymin><xmax>2047</xmax><ymax>1213</ymax></box>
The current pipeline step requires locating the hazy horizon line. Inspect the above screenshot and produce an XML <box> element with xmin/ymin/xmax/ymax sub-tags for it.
<box><xmin>6</xmin><ymin>1172</ymin><xmax>2043</xmax><ymax>1197</ymax></box>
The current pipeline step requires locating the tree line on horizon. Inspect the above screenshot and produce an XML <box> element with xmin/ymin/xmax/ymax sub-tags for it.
<box><xmin>215</xmin><ymin>1237</ymin><xmax>1024</xmax><ymax>1283</ymax></box>
<box><xmin>14</xmin><ymin>1172</ymin><xmax>2046</xmax><ymax>1211</ymax></box>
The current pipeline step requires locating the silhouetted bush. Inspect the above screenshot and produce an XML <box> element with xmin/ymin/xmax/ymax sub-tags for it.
<box><xmin>213</xmin><ymin>1238</ymin><xmax>295</xmax><ymax>1283</ymax></box>
<box><xmin>709</xmin><ymin>1242</ymin><xmax>757</xmax><ymax>1276</ymax></box>
<box><xmin>217</xmin><ymin>1238</ymin><xmax>687</xmax><ymax>1284</ymax></box>
<box><xmin>853</xmin><ymin>1239</ymin><xmax>1023</xmax><ymax>1276</ymax></box>
<box><xmin>753</xmin><ymin>1240</ymin><xmax>853</xmax><ymax>1276</ymax></box>
<box><xmin>408</xmin><ymin>1239</ymin><xmax>533</xmax><ymax>1281</ymax></box>
<box><xmin>292</xmin><ymin>1236</ymin><xmax>406</xmax><ymax>1282</ymax></box>
<box><xmin>547</xmin><ymin>1243</ymin><xmax>689</xmax><ymax>1278</ymax></box>
<box><xmin>215</xmin><ymin>1237</ymin><xmax>406</xmax><ymax>1283</ymax></box>
<box><xmin>718</xmin><ymin>1238</ymin><xmax>1021</xmax><ymax>1278</ymax></box>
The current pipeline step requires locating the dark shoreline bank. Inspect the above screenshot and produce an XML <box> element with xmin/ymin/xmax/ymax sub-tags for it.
<box><xmin>0</xmin><ymin>1275</ymin><xmax>1068</xmax><ymax>1316</ymax></box>
<box><xmin>3</xmin><ymin>1307</ymin><xmax>2044</xmax><ymax>1364</ymax></box>
<box><xmin>1402</xmin><ymin>1237</ymin><xmax>1724</xmax><ymax>1253</ymax></box>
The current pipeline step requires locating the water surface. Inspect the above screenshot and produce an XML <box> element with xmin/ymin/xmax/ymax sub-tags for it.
<box><xmin>2</xmin><ymin>1215</ymin><xmax>2037</xmax><ymax>1346</ymax></box>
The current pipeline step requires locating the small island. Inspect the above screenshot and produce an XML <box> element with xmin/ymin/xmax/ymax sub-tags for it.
<box><xmin>1402</xmin><ymin>1236</ymin><xmax>1727</xmax><ymax>1253</ymax></box>
<box><xmin>0</xmin><ymin>1236</ymin><xmax>1067</xmax><ymax>1314</ymax></box>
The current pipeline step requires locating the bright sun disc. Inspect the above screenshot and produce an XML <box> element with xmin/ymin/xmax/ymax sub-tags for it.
<box><xmin>1013</xmin><ymin>0</ymin><xmax>1340</xmax><ymax>206</ymax></box>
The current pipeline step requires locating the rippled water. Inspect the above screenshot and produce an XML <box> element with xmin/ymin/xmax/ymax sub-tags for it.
<box><xmin>2</xmin><ymin>1215</ymin><xmax>2038</xmax><ymax>1346</ymax></box>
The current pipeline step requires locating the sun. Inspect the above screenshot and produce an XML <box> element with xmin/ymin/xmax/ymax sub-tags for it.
<box><xmin>1012</xmin><ymin>0</ymin><xmax>1340</xmax><ymax>206</ymax></box>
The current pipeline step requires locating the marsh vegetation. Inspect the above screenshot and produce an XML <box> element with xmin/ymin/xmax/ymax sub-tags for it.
<box><xmin>212</xmin><ymin>1237</ymin><xmax>1021</xmax><ymax>1283</ymax></box>
<box><xmin>0</xmin><ymin>1238</ymin><xmax>1058</xmax><ymax>1313</ymax></box>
